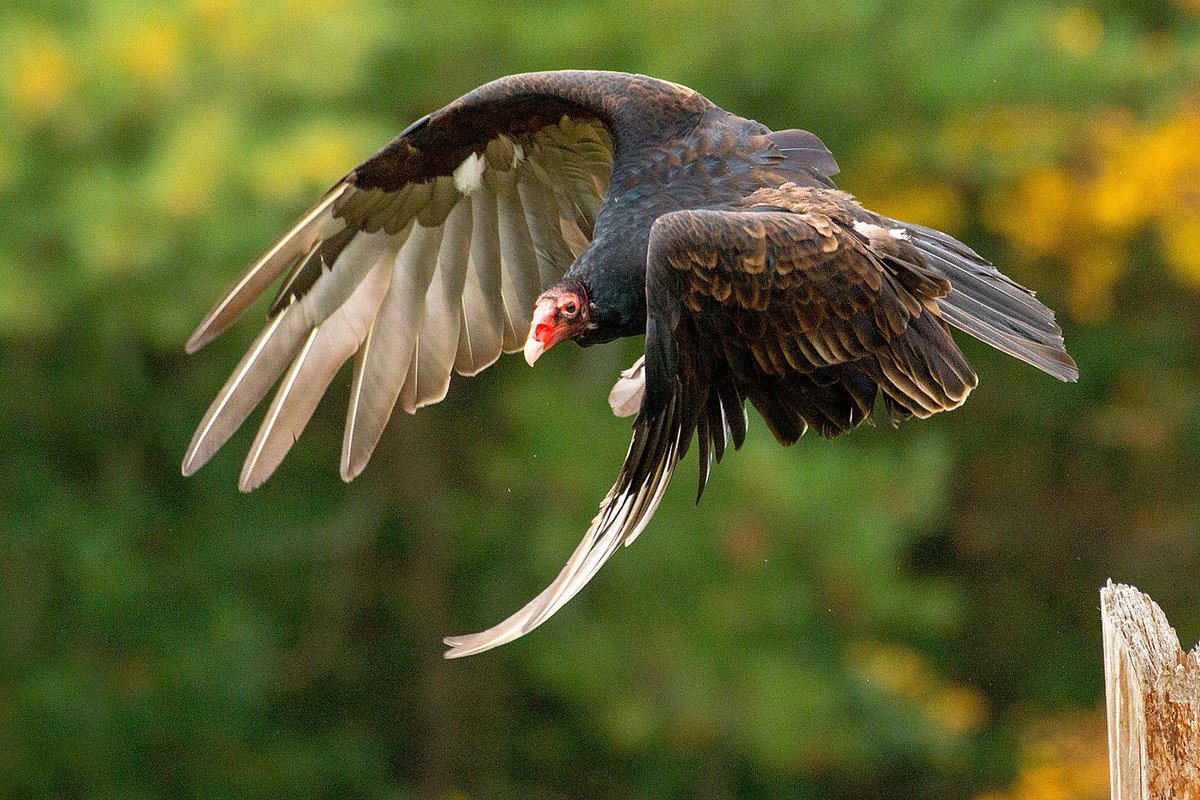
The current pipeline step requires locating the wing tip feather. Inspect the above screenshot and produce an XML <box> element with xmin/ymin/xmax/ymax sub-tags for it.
<box><xmin>184</xmin><ymin>330</ymin><xmax>210</xmax><ymax>355</ymax></box>
<box><xmin>180</xmin><ymin>454</ymin><xmax>201</xmax><ymax>478</ymax></box>
<box><xmin>340</xmin><ymin>451</ymin><xmax>368</xmax><ymax>483</ymax></box>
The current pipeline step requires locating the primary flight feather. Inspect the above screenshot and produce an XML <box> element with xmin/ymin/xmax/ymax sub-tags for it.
<box><xmin>184</xmin><ymin>70</ymin><xmax>1077</xmax><ymax>658</ymax></box>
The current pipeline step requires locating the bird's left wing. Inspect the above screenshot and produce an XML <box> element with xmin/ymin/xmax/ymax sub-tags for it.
<box><xmin>183</xmin><ymin>76</ymin><xmax>618</xmax><ymax>490</ymax></box>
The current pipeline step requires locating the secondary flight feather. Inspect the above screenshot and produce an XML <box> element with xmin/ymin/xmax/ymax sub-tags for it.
<box><xmin>184</xmin><ymin>70</ymin><xmax>1077</xmax><ymax>658</ymax></box>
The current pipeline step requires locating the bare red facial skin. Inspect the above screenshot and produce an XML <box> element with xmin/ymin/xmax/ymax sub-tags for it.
<box><xmin>524</xmin><ymin>290</ymin><xmax>584</xmax><ymax>365</ymax></box>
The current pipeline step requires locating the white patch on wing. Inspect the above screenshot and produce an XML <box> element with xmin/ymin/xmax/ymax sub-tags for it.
<box><xmin>452</xmin><ymin>152</ymin><xmax>486</xmax><ymax>195</ymax></box>
<box><xmin>853</xmin><ymin>220</ymin><xmax>911</xmax><ymax>241</ymax></box>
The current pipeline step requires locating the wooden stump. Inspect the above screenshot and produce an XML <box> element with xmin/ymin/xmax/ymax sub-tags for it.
<box><xmin>1102</xmin><ymin>581</ymin><xmax>1200</xmax><ymax>799</ymax></box>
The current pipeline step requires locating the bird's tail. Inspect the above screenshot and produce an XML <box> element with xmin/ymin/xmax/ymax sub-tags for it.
<box><xmin>899</xmin><ymin>221</ymin><xmax>1079</xmax><ymax>382</ymax></box>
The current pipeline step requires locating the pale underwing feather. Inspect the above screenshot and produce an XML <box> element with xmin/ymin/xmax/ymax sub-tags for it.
<box><xmin>493</xmin><ymin>168</ymin><xmax>542</xmax><ymax>346</ymax></box>
<box><xmin>418</xmin><ymin>176</ymin><xmax>461</xmax><ymax>227</ymax></box>
<box><xmin>529</xmin><ymin>151</ymin><xmax>591</xmax><ymax>257</ymax></box>
<box><xmin>455</xmin><ymin>254</ymin><xmax>506</xmax><ymax>376</ymax></box>
<box><xmin>399</xmin><ymin>332</ymin><xmax>421</xmax><ymax>415</ymax></box>
<box><xmin>340</xmin><ymin>223</ymin><xmax>442</xmax><ymax>479</ymax></box>
<box><xmin>189</xmin><ymin>111</ymin><xmax>615</xmax><ymax>494</ymax></box>
<box><xmin>608</xmin><ymin>356</ymin><xmax>646</xmax><ymax>417</ymax></box>
<box><xmin>443</xmin><ymin>407</ymin><xmax>681</xmax><ymax>659</ymax></box>
<box><xmin>516</xmin><ymin>166</ymin><xmax>574</xmax><ymax>288</ymax></box>
<box><xmin>239</xmin><ymin>258</ymin><xmax>393</xmax><ymax>490</ymax></box>
<box><xmin>466</xmin><ymin>185</ymin><xmax>518</xmax><ymax>350</ymax></box>
<box><xmin>411</xmin><ymin>200</ymin><xmax>474</xmax><ymax>407</ymax></box>
<box><xmin>183</xmin><ymin>309</ymin><xmax>310</xmax><ymax>476</ymax></box>
<box><xmin>183</xmin><ymin>230</ymin><xmax>392</xmax><ymax>475</ymax></box>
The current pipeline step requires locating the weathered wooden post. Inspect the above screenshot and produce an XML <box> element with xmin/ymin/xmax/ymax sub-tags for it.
<box><xmin>1102</xmin><ymin>581</ymin><xmax>1200</xmax><ymax>799</ymax></box>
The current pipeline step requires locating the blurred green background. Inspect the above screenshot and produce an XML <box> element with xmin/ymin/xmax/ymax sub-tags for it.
<box><xmin>3</xmin><ymin>0</ymin><xmax>1199</xmax><ymax>797</ymax></box>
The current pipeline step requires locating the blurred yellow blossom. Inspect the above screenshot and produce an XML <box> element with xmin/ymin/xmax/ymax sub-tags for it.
<box><xmin>8</xmin><ymin>32</ymin><xmax>75</xmax><ymax>120</ymax></box>
<box><xmin>942</xmin><ymin>106</ymin><xmax>1073</xmax><ymax>177</ymax></box>
<box><xmin>1053</xmin><ymin>7</ymin><xmax>1103</xmax><ymax>58</ymax></box>
<box><xmin>976</xmin><ymin>710</ymin><xmax>1108</xmax><ymax>800</ymax></box>
<box><xmin>190</xmin><ymin>0</ymin><xmax>238</xmax><ymax>21</ymax></box>
<box><xmin>196</xmin><ymin>1</ymin><xmax>268</xmax><ymax>65</ymax></box>
<box><xmin>87</xmin><ymin>217</ymin><xmax>151</xmax><ymax>277</ymax></box>
<box><xmin>286</xmin><ymin>0</ymin><xmax>351</xmax><ymax>18</ymax></box>
<box><xmin>851</xmin><ymin>130</ymin><xmax>966</xmax><ymax>233</ymax></box>
<box><xmin>149</xmin><ymin>108</ymin><xmax>239</xmax><ymax>218</ymax></box>
<box><xmin>109</xmin><ymin>17</ymin><xmax>183</xmax><ymax>86</ymax></box>
<box><xmin>867</xmin><ymin>180</ymin><xmax>966</xmax><ymax>235</ymax></box>
<box><xmin>972</xmin><ymin>97</ymin><xmax>1200</xmax><ymax>322</ymax></box>
<box><xmin>849</xmin><ymin>641</ymin><xmax>989</xmax><ymax>735</ymax></box>
<box><xmin>984</xmin><ymin>167</ymin><xmax>1075</xmax><ymax>256</ymax></box>
<box><xmin>1065</xmin><ymin>243</ymin><xmax>1122</xmax><ymax>322</ymax></box>
<box><xmin>1159</xmin><ymin>213</ymin><xmax>1200</xmax><ymax>286</ymax></box>
<box><xmin>927</xmin><ymin>684</ymin><xmax>989</xmax><ymax>735</ymax></box>
<box><xmin>250</xmin><ymin>123</ymin><xmax>366</xmax><ymax>201</ymax></box>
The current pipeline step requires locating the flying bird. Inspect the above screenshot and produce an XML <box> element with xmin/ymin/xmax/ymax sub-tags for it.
<box><xmin>183</xmin><ymin>71</ymin><xmax>1077</xmax><ymax>658</ymax></box>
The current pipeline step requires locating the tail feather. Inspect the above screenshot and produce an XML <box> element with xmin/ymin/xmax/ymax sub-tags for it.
<box><xmin>900</xmin><ymin>221</ymin><xmax>1078</xmax><ymax>382</ymax></box>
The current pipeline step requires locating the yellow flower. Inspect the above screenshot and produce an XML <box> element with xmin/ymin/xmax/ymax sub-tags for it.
<box><xmin>985</xmin><ymin>168</ymin><xmax>1075</xmax><ymax>257</ymax></box>
<box><xmin>975</xmin><ymin>710</ymin><xmax>1108</xmax><ymax>800</ymax></box>
<box><xmin>251</xmin><ymin>123</ymin><xmax>364</xmax><ymax>201</ymax></box>
<box><xmin>150</xmin><ymin>108</ymin><xmax>238</xmax><ymax>219</ymax></box>
<box><xmin>1053</xmin><ymin>7</ymin><xmax>1104</xmax><ymax>58</ymax></box>
<box><xmin>285</xmin><ymin>0</ymin><xmax>351</xmax><ymax>18</ymax></box>
<box><xmin>925</xmin><ymin>684</ymin><xmax>988</xmax><ymax>735</ymax></box>
<box><xmin>191</xmin><ymin>0</ymin><xmax>238</xmax><ymax>21</ymax></box>
<box><xmin>1159</xmin><ymin>213</ymin><xmax>1200</xmax><ymax>287</ymax></box>
<box><xmin>848</xmin><ymin>640</ymin><xmax>988</xmax><ymax>734</ymax></box>
<box><xmin>9</xmin><ymin>32</ymin><xmax>75</xmax><ymax>120</ymax></box>
<box><xmin>868</xmin><ymin>181</ymin><xmax>966</xmax><ymax>236</ymax></box>
<box><xmin>1065</xmin><ymin>242</ymin><xmax>1122</xmax><ymax>323</ymax></box>
<box><xmin>113</xmin><ymin>18</ymin><xmax>183</xmax><ymax>86</ymax></box>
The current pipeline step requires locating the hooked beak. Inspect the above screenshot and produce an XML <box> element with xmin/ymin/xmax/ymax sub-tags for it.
<box><xmin>524</xmin><ymin>297</ymin><xmax>567</xmax><ymax>366</ymax></box>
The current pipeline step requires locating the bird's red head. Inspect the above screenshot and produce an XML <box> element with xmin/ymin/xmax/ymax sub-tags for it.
<box><xmin>524</xmin><ymin>282</ymin><xmax>591</xmax><ymax>365</ymax></box>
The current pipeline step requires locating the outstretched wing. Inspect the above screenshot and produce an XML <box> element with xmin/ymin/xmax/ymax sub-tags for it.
<box><xmin>183</xmin><ymin>77</ymin><xmax>616</xmax><ymax>490</ymax></box>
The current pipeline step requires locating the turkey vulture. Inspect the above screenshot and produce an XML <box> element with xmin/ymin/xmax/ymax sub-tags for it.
<box><xmin>183</xmin><ymin>71</ymin><xmax>1077</xmax><ymax>658</ymax></box>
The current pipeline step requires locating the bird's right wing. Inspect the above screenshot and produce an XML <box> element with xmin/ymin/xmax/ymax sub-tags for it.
<box><xmin>444</xmin><ymin>173</ymin><xmax>1080</xmax><ymax>659</ymax></box>
<box><xmin>183</xmin><ymin>78</ymin><xmax>618</xmax><ymax>490</ymax></box>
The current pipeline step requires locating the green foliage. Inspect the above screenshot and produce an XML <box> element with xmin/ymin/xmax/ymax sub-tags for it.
<box><xmin>3</xmin><ymin>1</ymin><xmax>1199</xmax><ymax>798</ymax></box>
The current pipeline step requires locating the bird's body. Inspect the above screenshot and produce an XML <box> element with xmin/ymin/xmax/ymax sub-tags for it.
<box><xmin>184</xmin><ymin>71</ymin><xmax>1076</xmax><ymax>657</ymax></box>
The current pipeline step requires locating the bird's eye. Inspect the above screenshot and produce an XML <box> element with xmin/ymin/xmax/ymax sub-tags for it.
<box><xmin>561</xmin><ymin>300</ymin><xmax>578</xmax><ymax>317</ymax></box>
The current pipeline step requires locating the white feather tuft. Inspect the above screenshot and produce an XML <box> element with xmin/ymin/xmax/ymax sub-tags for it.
<box><xmin>608</xmin><ymin>356</ymin><xmax>645</xmax><ymax>417</ymax></box>
<box><xmin>452</xmin><ymin>152</ymin><xmax>486</xmax><ymax>195</ymax></box>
